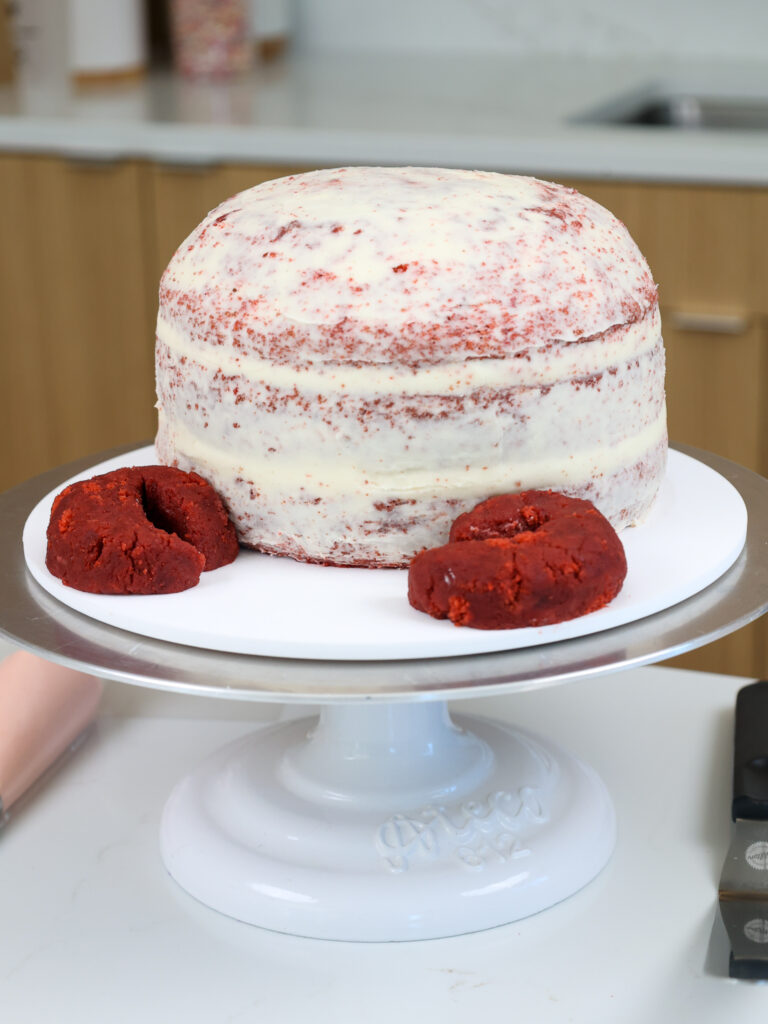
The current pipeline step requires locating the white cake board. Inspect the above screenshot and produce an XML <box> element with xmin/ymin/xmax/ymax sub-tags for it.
<box><xmin>23</xmin><ymin>446</ymin><xmax>747</xmax><ymax>661</ymax></box>
<box><xmin>4</xmin><ymin>445</ymin><xmax>765</xmax><ymax>942</ymax></box>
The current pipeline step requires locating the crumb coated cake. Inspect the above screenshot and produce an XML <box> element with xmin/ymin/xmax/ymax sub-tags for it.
<box><xmin>155</xmin><ymin>166</ymin><xmax>666</xmax><ymax>567</ymax></box>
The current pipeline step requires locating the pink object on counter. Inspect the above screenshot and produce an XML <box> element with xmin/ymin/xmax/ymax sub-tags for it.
<box><xmin>0</xmin><ymin>651</ymin><xmax>102</xmax><ymax>814</ymax></box>
<box><xmin>169</xmin><ymin>0</ymin><xmax>252</xmax><ymax>78</ymax></box>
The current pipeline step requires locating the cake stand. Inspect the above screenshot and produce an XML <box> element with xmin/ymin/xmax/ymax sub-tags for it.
<box><xmin>2</xmin><ymin>444</ymin><xmax>767</xmax><ymax>942</ymax></box>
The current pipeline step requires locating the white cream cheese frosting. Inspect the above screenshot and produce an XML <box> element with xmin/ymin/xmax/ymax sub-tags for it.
<box><xmin>155</xmin><ymin>167</ymin><xmax>667</xmax><ymax>567</ymax></box>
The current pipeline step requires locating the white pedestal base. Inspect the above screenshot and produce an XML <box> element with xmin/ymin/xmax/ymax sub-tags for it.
<box><xmin>160</xmin><ymin>702</ymin><xmax>615</xmax><ymax>941</ymax></box>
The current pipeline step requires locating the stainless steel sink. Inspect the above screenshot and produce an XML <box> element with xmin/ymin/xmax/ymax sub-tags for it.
<box><xmin>576</xmin><ymin>89</ymin><xmax>768</xmax><ymax>131</ymax></box>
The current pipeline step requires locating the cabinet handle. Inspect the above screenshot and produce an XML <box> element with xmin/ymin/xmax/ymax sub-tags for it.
<box><xmin>666</xmin><ymin>309</ymin><xmax>751</xmax><ymax>335</ymax></box>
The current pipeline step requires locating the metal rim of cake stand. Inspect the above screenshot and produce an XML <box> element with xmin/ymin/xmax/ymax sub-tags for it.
<box><xmin>1</xmin><ymin>442</ymin><xmax>766</xmax><ymax>704</ymax></box>
<box><xmin>2</xmin><ymin>443</ymin><xmax>766</xmax><ymax>940</ymax></box>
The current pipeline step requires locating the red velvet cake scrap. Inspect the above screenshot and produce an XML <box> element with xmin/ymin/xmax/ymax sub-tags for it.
<box><xmin>46</xmin><ymin>466</ymin><xmax>239</xmax><ymax>595</ymax></box>
<box><xmin>409</xmin><ymin>490</ymin><xmax>627</xmax><ymax>629</ymax></box>
<box><xmin>449</xmin><ymin>490</ymin><xmax>600</xmax><ymax>543</ymax></box>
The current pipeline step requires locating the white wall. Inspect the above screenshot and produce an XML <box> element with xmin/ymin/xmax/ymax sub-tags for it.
<box><xmin>293</xmin><ymin>0</ymin><xmax>768</xmax><ymax>60</ymax></box>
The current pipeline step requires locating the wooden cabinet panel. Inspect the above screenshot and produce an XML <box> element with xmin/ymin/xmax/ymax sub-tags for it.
<box><xmin>629</xmin><ymin>185</ymin><xmax>759</xmax><ymax>312</ymax></box>
<box><xmin>662</xmin><ymin>317</ymin><xmax>767</xmax><ymax>677</ymax></box>
<box><xmin>0</xmin><ymin>156</ymin><xmax>51</xmax><ymax>489</ymax></box>
<box><xmin>567</xmin><ymin>179</ymin><xmax>765</xmax><ymax>314</ymax></box>
<box><xmin>754</xmin><ymin>191</ymin><xmax>768</xmax><ymax>316</ymax></box>
<box><xmin>0</xmin><ymin>155</ymin><xmax>156</xmax><ymax>493</ymax></box>
<box><xmin>563</xmin><ymin>177</ymin><xmax>768</xmax><ymax>677</ymax></box>
<box><xmin>664</xmin><ymin>315</ymin><xmax>766</xmax><ymax>474</ymax></box>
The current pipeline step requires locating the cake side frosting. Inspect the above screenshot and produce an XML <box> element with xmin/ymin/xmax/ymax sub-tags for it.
<box><xmin>155</xmin><ymin>167</ymin><xmax>666</xmax><ymax>567</ymax></box>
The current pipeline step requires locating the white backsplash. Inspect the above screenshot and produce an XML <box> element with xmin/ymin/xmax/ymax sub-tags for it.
<box><xmin>293</xmin><ymin>0</ymin><xmax>768</xmax><ymax>60</ymax></box>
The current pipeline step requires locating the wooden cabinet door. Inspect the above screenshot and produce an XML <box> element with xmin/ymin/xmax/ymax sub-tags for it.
<box><xmin>565</xmin><ymin>178</ymin><xmax>768</xmax><ymax>677</ymax></box>
<box><xmin>0</xmin><ymin>154</ymin><xmax>155</xmax><ymax>492</ymax></box>
<box><xmin>566</xmin><ymin>180</ymin><xmax>765</xmax><ymax>314</ymax></box>
<box><xmin>663</xmin><ymin>316</ymin><xmax>767</xmax><ymax>678</ymax></box>
<box><xmin>663</xmin><ymin>310</ymin><xmax>765</xmax><ymax>474</ymax></box>
<box><xmin>625</xmin><ymin>184</ymin><xmax>761</xmax><ymax>313</ymax></box>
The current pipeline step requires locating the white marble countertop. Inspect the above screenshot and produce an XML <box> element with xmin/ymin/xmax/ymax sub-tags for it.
<box><xmin>1</xmin><ymin>631</ymin><xmax>766</xmax><ymax>1022</ymax></box>
<box><xmin>2</xmin><ymin>52</ymin><xmax>768</xmax><ymax>183</ymax></box>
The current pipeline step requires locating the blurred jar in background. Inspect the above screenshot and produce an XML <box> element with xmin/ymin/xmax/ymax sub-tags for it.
<box><xmin>250</xmin><ymin>0</ymin><xmax>292</xmax><ymax>62</ymax></box>
<box><xmin>170</xmin><ymin>0</ymin><xmax>252</xmax><ymax>78</ymax></box>
<box><xmin>11</xmin><ymin>0</ymin><xmax>71</xmax><ymax>113</ymax></box>
<box><xmin>70</xmin><ymin>0</ymin><xmax>147</xmax><ymax>84</ymax></box>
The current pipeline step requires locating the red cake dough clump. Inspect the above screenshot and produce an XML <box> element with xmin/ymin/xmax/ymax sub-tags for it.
<box><xmin>46</xmin><ymin>466</ymin><xmax>239</xmax><ymax>595</ymax></box>
<box><xmin>408</xmin><ymin>490</ymin><xmax>627</xmax><ymax>629</ymax></box>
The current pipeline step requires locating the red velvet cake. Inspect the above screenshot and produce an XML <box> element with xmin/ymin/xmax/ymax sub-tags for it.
<box><xmin>155</xmin><ymin>167</ymin><xmax>667</xmax><ymax>567</ymax></box>
<box><xmin>46</xmin><ymin>466</ymin><xmax>239</xmax><ymax>594</ymax></box>
<box><xmin>408</xmin><ymin>490</ymin><xmax>627</xmax><ymax>629</ymax></box>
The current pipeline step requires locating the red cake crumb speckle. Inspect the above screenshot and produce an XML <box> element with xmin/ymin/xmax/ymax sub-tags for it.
<box><xmin>408</xmin><ymin>490</ymin><xmax>626</xmax><ymax>629</ymax></box>
<box><xmin>46</xmin><ymin>466</ymin><xmax>239</xmax><ymax>595</ymax></box>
